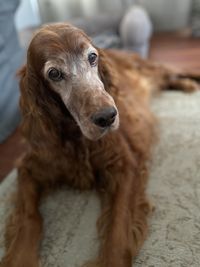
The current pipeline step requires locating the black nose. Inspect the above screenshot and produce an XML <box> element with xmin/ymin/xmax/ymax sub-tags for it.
<box><xmin>91</xmin><ymin>107</ymin><xmax>117</xmax><ymax>128</ymax></box>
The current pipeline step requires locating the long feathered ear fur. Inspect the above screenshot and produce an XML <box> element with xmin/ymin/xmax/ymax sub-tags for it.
<box><xmin>18</xmin><ymin>65</ymin><xmax>70</xmax><ymax>147</ymax></box>
<box><xmin>98</xmin><ymin>49</ymin><xmax>118</xmax><ymax>93</ymax></box>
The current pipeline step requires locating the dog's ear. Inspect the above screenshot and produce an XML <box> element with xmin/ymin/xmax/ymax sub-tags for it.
<box><xmin>18</xmin><ymin>64</ymin><xmax>45</xmax><ymax>143</ymax></box>
<box><xmin>18</xmin><ymin>65</ymin><xmax>35</xmax><ymax>117</ymax></box>
<box><xmin>18</xmin><ymin>64</ymin><xmax>47</xmax><ymax>117</ymax></box>
<box><xmin>98</xmin><ymin>49</ymin><xmax>118</xmax><ymax>92</ymax></box>
<box><xmin>17</xmin><ymin>64</ymin><xmax>64</xmax><ymax>146</ymax></box>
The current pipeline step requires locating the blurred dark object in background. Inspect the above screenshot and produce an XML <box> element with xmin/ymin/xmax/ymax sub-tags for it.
<box><xmin>0</xmin><ymin>0</ymin><xmax>24</xmax><ymax>143</ymax></box>
<box><xmin>191</xmin><ymin>0</ymin><xmax>200</xmax><ymax>37</ymax></box>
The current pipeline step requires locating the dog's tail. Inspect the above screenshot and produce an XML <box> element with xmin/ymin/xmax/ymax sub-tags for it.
<box><xmin>172</xmin><ymin>71</ymin><xmax>200</xmax><ymax>91</ymax></box>
<box><xmin>132</xmin><ymin>54</ymin><xmax>200</xmax><ymax>94</ymax></box>
<box><xmin>157</xmin><ymin>67</ymin><xmax>200</xmax><ymax>93</ymax></box>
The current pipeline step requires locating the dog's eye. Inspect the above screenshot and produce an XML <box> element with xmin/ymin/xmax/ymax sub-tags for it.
<box><xmin>88</xmin><ymin>52</ymin><xmax>98</xmax><ymax>66</ymax></box>
<box><xmin>48</xmin><ymin>68</ymin><xmax>63</xmax><ymax>81</ymax></box>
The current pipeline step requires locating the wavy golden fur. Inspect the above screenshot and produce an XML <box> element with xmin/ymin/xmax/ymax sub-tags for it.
<box><xmin>1</xmin><ymin>23</ymin><xmax>199</xmax><ymax>267</ymax></box>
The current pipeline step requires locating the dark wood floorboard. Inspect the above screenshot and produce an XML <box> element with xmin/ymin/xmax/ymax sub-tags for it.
<box><xmin>149</xmin><ymin>32</ymin><xmax>200</xmax><ymax>73</ymax></box>
<box><xmin>0</xmin><ymin>128</ymin><xmax>25</xmax><ymax>181</ymax></box>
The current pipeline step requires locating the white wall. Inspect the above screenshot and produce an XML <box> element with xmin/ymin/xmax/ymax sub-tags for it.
<box><xmin>38</xmin><ymin>0</ymin><xmax>100</xmax><ymax>23</ymax></box>
<box><xmin>15</xmin><ymin>0</ymin><xmax>41</xmax><ymax>31</ymax></box>
<box><xmin>139</xmin><ymin>0</ymin><xmax>191</xmax><ymax>31</ymax></box>
<box><xmin>16</xmin><ymin>0</ymin><xmax>191</xmax><ymax>31</ymax></box>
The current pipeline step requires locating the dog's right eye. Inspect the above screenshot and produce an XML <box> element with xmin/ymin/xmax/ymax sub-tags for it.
<box><xmin>48</xmin><ymin>68</ymin><xmax>63</xmax><ymax>81</ymax></box>
<box><xmin>88</xmin><ymin>52</ymin><xmax>98</xmax><ymax>67</ymax></box>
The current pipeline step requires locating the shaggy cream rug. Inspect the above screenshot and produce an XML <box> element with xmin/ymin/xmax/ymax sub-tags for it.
<box><xmin>1</xmin><ymin>91</ymin><xmax>200</xmax><ymax>267</ymax></box>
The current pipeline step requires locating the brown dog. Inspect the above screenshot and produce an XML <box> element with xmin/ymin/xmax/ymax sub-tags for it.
<box><xmin>1</xmin><ymin>23</ymin><xmax>199</xmax><ymax>267</ymax></box>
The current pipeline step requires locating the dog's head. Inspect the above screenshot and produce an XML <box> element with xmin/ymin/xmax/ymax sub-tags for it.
<box><xmin>24</xmin><ymin>23</ymin><xmax>119</xmax><ymax>141</ymax></box>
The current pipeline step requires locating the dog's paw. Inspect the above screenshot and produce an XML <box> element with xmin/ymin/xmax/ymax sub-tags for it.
<box><xmin>147</xmin><ymin>198</ymin><xmax>156</xmax><ymax>215</ymax></box>
<box><xmin>81</xmin><ymin>259</ymin><xmax>102</xmax><ymax>267</ymax></box>
<box><xmin>0</xmin><ymin>260</ymin><xmax>10</xmax><ymax>267</ymax></box>
<box><xmin>178</xmin><ymin>78</ymin><xmax>200</xmax><ymax>93</ymax></box>
<box><xmin>0</xmin><ymin>258</ymin><xmax>41</xmax><ymax>267</ymax></box>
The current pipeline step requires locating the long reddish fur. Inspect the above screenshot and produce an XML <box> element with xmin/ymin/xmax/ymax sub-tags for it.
<box><xmin>1</xmin><ymin>25</ymin><xmax>199</xmax><ymax>267</ymax></box>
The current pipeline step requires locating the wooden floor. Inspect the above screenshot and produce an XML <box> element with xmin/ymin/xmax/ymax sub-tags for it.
<box><xmin>0</xmin><ymin>129</ymin><xmax>25</xmax><ymax>180</ymax></box>
<box><xmin>0</xmin><ymin>32</ymin><xmax>200</xmax><ymax>181</ymax></box>
<box><xmin>149</xmin><ymin>32</ymin><xmax>200</xmax><ymax>73</ymax></box>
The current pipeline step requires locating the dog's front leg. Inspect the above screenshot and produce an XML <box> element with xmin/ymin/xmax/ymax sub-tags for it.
<box><xmin>86</xmin><ymin>155</ymin><xmax>152</xmax><ymax>267</ymax></box>
<box><xmin>1</xmin><ymin>166</ymin><xmax>42</xmax><ymax>267</ymax></box>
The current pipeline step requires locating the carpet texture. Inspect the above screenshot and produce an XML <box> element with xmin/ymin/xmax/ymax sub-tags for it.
<box><xmin>1</xmin><ymin>91</ymin><xmax>200</xmax><ymax>267</ymax></box>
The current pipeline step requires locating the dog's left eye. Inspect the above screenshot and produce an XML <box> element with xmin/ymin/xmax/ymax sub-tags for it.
<box><xmin>88</xmin><ymin>52</ymin><xmax>98</xmax><ymax>66</ymax></box>
<box><xmin>48</xmin><ymin>68</ymin><xmax>63</xmax><ymax>81</ymax></box>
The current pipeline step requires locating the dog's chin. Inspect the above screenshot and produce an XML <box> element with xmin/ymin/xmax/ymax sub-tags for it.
<box><xmin>79</xmin><ymin>117</ymin><xmax>120</xmax><ymax>141</ymax></box>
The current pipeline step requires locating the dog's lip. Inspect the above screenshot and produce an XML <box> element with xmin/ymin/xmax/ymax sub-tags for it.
<box><xmin>82</xmin><ymin>123</ymin><xmax>118</xmax><ymax>141</ymax></box>
<box><xmin>99</xmin><ymin>125</ymin><xmax>113</xmax><ymax>132</ymax></box>
<box><xmin>98</xmin><ymin>123</ymin><xmax>118</xmax><ymax>135</ymax></box>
